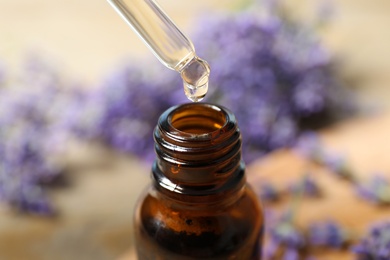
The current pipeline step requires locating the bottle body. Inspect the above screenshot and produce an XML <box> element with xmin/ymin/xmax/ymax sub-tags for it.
<box><xmin>134</xmin><ymin>103</ymin><xmax>264</xmax><ymax>259</ymax></box>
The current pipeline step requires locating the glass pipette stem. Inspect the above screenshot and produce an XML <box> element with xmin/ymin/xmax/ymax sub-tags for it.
<box><xmin>107</xmin><ymin>0</ymin><xmax>195</xmax><ymax>71</ymax></box>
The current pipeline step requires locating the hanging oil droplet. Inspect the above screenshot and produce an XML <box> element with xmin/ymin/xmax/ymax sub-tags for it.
<box><xmin>180</xmin><ymin>57</ymin><xmax>210</xmax><ymax>102</ymax></box>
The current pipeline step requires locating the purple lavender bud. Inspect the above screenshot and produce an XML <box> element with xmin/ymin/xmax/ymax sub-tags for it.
<box><xmin>10</xmin><ymin>182</ymin><xmax>55</xmax><ymax>216</ymax></box>
<box><xmin>293</xmin><ymin>132</ymin><xmax>322</xmax><ymax>159</ymax></box>
<box><xmin>289</xmin><ymin>174</ymin><xmax>321</xmax><ymax>197</ymax></box>
<box><xmin>292</xmin><ymin>71</ymin><xmax>326</xmax><ymax>115</ymax></box>
<box><xmin>308</xmin><ymin>221</ymin><xmax>349</xmax><ymax>248</ymax></box>
<box><xmin>260</xmin><ymin>182</ymin><xmax>282</xmax><ymax>202</ymax></box>
<box><xmin>85</xmin><ymin>63</ymin><xmax>175</xmax><ymax>161</ymax></box>
<box><xmin>270</xmin><ymin>220</ymin><xmax>306</xmax><ymax>249</ymax></box>
<box><xmin>0</xmin><ymin>57</ymin><xmax>69</xmax><ymax>215</ymax></box>
<box><xmin>283</xmin><ymin>247</ymin><xmax>300</xmax><ymax>260</ymax></box>
<box><xmin>263</xmin><ymin>238</ymin><xmax>280</xmax><ymax>260</ymax></box>
<box><xmin>294</xmin><ymin>132</ymin><xmax>356</xmax><ymax>180</ymax></box>
<box><xmin>352</xmin><ymin>221</ymin><xmax>390</xmax><ymax>260</ymax></box>
<box><xmin>265</xmin><ymin>214</ymin><xmax>306</xmax><ymax>259</ymax></box>
<box><xmin>321</xmin><ymin>151</ymin><xmax>357</xmax><ymax>181</ymax></box>
<box><xmin>356</xmin><ymin>175</ymin><xmax>390</xmax><ymax>205</ymax></box>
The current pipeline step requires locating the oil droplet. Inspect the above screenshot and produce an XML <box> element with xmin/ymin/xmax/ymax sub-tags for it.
<box><xmin>180</xmin><ymin>57</ymin><xmax>210</xmax><ymax>102</ymax></box>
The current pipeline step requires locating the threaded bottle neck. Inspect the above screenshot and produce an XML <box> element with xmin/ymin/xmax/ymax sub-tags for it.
<box><xmin>153</xmin><ymin>103</ymin><xmax>245</xmax><ymax>198</ymax></box>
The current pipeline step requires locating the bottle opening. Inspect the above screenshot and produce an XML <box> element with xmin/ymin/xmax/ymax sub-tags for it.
<box><xmin>169</xmin><ymin>103</ymin><xmax>227</xmax><ymax>135</ymax></box>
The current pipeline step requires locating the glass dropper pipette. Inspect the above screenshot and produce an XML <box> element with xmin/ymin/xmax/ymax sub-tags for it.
<box><xmin>107</xmin><ymin>0</ymin><xmax>210</xmax><ymax>102</ymax></box>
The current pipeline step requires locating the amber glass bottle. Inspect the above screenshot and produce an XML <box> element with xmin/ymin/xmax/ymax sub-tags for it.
<box><xmin>134</xmin><ymin>103</ymin><xmax>264</xmax><ymax>259</ymax></box>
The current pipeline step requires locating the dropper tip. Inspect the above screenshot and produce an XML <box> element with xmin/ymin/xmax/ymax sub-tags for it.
<box><xmin>184</xmin><ymin>82</ymin><xmax>208</xmax><ymax>102</ymax></box>
<box><xmin>181</xmin><ymin>57</ymin><xmax>210</xmax><ymax>102</ymax></box>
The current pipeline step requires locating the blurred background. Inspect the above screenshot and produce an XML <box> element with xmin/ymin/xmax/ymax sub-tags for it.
<box><xmin>0</xmin><ymin>0</ymin><xmax>389</xmax><ymax>259</ymax></box>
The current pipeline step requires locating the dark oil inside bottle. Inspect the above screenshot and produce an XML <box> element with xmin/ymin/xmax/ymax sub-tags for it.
<box><xmin>134</xmin><ymin>103</ymin><xmax>264</xmax><ymax>259</ymax></box>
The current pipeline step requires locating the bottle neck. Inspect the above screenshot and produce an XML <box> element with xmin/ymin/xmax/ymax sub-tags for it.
<box><xmin>152</xmin><ymin>103</ymin><xmax>246</xmax><ymax>203</ymax></box>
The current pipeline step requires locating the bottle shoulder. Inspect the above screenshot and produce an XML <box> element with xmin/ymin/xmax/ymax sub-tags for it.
<box><xmin>137</xmin><ymin>184</ymin><xmax>262</xmax><ymax>218</ymax></box>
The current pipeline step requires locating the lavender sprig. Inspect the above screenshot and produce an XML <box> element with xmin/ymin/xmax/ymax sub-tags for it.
<box><xmin>0</xmin><ymin>90</ymin><xmax>58</xmax><ymax>215</ymax></box>
<box><xmin>294</xmin><ymin>132</ymin><xmax>356</xmax><ymax>181</ymax></box>
<box><xmin>258</xmin><ymin>173</ymin><xmax>321</xmax><ymax>203</ymax></box>
<box><xmin>289</xmin><ymin>174</ymin><xmax>322</xmax><ymax>197</ymax></box>
<box><xmin>67</xmin><ymin>63</ymin><xmax>178</xmax><ymax>162</ymax></box>
<box><xmin>264</xmin><ymin>181</ymin><xmax>305</xmax><ymax>259</ymax></box>
<box><xmin>0</xmin><ymin>56</ymin><xmax>71</xmax><ymax>215</ymax></box>
<box><xmin>264</xmin><ymin>210</ymin><xmax>306</xmax><ymax>260</ymax></box>
<box><xmin>190</xmin><ymin>6</ymin><xmax>351</xmax><ymax>162</ymax></box>
<box><xmin>352</xmin><ymin>221</ymin><xmax>390</xmax><ymax>260</ymax></box>
<box><xmin>260</xmin><ymin>182</ymin><xmax>282</xmax><ymax>202</ymax></box>
<box><xmin>308</xmin><ymin>221</ymin><xmax>350</xmax><ymax>248</ymax></box>
<box><xmin>356</xmin><ymin>175</ymin><xmax>390</xmax><ymax>205</ymax></box>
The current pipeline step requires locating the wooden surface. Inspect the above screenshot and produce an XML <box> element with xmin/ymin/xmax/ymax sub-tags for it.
<box><xmin>0</xmin><ymin>0</ymin><xmax>390</xmax><ymax>260</ymax></box>
<box><xmin>247</xmin><ymin>114</ymin><xmax>390</xmax><ymax>259</ymax></box>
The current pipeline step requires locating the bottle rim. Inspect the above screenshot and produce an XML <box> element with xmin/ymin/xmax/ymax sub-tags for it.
<box><xmin>158</xmin><ymin>102</ymin><xmax>236</xmax><ymax>142</ymax></box>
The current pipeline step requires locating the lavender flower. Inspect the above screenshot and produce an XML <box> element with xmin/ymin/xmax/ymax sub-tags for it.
<box><xmin>294</xmin><ymin>133</ymin><xmax>356</xmax><ymax>180</ymax></box>
<box><xmin>189</xmin><ymin>5</ymin><xmax>351</xmax><ymax>161</ymax></box>
<box><xmin>264</xmin><ymin>211</ymin><xmax>306</xmax><ymax>259</ymax></box>
<box><xmin>0</xmin><ymin>56</ymin><xmax>70</xmax><ymax>215</ymax></box>
<box><xmin>260</xmin><ymin>182</ymin><xmax>282</xmax><ymax>202</ymax></box>
<box><xmin>356</xmin><ymin>175</ymin><xmax>390</xmax><ymax>205</ymax></box>
<box><xmin>259</xmin><ymin>174</ymin><xmax>321</xmax><ymax>203</ymax></box>
<box><xmin>283</xmin><ymin>247</ymin><xmax>300</xmax><ymax>260</ymax></box>
<box><xmin>67</xmin><ymin>63</ymin><xmax>181</xmax><ymax>161</ymax></box>
<box><xmin>0</xmin><ymin>89</ymin><xmax>58</xmax><ymax>215</ymax></box>
<box><xmin>293</xmin><ymin>132</ymin><xmax>322</xmax><ymax>159</ymax></box>
<box><xmin>289</xmin><ymin>174</ymin><xmax>321</xmax><ymax>197</ymax></box>
<box><xmin>308</xmin><ymin>221</ymin><xmax>350</xmax><ymax>248</ymax></box>
<box><xmin>352</xmin><ymin>221</ymin><xmax>390</xmax><ymax>260</ymax></box>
